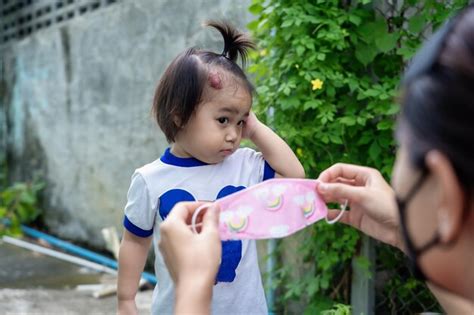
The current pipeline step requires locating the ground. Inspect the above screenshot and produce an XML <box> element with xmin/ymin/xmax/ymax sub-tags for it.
<box><xmin>0</xmin><ymin>288</ymin><xmax>152</xmax><ymax>314</ymax></box>
<box><xmin>0</xmin><ymin>238</ymin><xmax>153</xmax><ymax>314</ymax></box>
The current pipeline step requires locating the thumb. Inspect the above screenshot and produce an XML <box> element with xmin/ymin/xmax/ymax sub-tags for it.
<box><xmin>318</xmin><ymin>182</ymin><xmax>364</xmax><ymax>205</ymax></box>
<box><xmin>201</xmin><ymin>204</ymin><xmax>220</xmax><ymax>233</ymax></box>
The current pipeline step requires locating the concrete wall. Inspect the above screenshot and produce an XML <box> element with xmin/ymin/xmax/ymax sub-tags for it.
<box><xmin>1</xmin><ymin>0</ymin><xmax>252</xmax><ymax>247</ymax></box>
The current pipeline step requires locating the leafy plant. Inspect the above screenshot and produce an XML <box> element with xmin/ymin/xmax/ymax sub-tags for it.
<box><xmin>0</xmin><ymin>166</ymin><xmax>44</xmax><ymax>236</ymax></box>
<box><xmin>248</xmin><ymin>0</ymin><xmax>468</xmax><ymax>313</ymax></box>
<box><xmin>321</xmin><ymin>304</ymin><xmax>351</xmax><ymax>315</ymax></box>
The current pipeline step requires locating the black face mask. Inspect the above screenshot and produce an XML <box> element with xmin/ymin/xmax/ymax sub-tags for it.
<box><xmin>395</xmin><ymin>169</ymin><xmax>441</xmax><ymax>281</ymax></box>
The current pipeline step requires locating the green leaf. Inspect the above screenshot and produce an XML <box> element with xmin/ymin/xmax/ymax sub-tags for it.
<box><xmin>355</xmin><ymin>44</ymin><xmax>378</xmax><ymax>66</ymax></box>
<box><xmin>248</xmin><ymin>3</ymin><xmax>263</xmax><ymax>15</ymax></box>
<box><xmin>0</xmin><ymin>206</ymin><xmax>7</xmax><ymax>217</ymax></box>
<box><xmin>369</xmin><ymin>141</ymin><xmax>382</xmax><ymax>161</ymax></box>
<box><xmin>348</xmin><ymin>14</ymin><xmax>362</xmax><ymax>26</ymax></box>
<box><xmin>357</xmin><ymin>19</ymin><xmax>386</xmax><ymax>43</ymax></box>
<box><xmin>246</xmin><ymin>20</ymin><xmax>260</xmax><ymax>32</ymax></box>
<box><xmin>281</xmin><ymin>19</ymin><xmax>293</xmax><ymax>28</ymax></box>
<box><xmin>296</xmin><ymin>45</ymin><xmax>305</xmax><ymax>56</ymax></box>
<box><xmin>364</xmin><ymin>89</ymin><xmax>380</xmax><ymax>97</ymax></box>
<box><xmin>304</xmin><ymin>100</ymin><xmax>321</xmax><ymax>110</ymax></box>
<box><xmin>256</xmin><ymin>86</ymin><xmax>270</xmax><ymax>95</ymax></box>
<box><xmin>397</xmin><ymin>45</ymin><xmax>418</xmax><ymax>61</ymax></box>
<box><xmin>372</xmin><ymin>19</ymin><xmax>388</xmax><ymax>38</ymax></box>
<box><xmin>339</xmin><ymin>116</ymin><xmax>356</xmax><ymax>126</ymax></box>
<box><xmin>387</xmin><ymin>104</ymin><xmax>400</xmax><ymax>115</ymax></box>
<box><xmin>280</xmin><ymin>97</ymin><xmax>300</xmax><ymax>110</ymax></box>
<box><xmin>408</xmin><ymin>15</ymin><xmax>426</xmax><ymax>34</ymax></box>
<box><xmin>375</xmin><ymin>32</ymin><xmax>400</xmax><ymax>53</ymax></box>
<box><xmin>329</xmin><ymin>134</ymin><xmax>343</xmax><ymax>144</ymax></box>
<box><xmin>377</xmin><ymin>120</ymin><xmax>393</xmax><ymax>130</ymax></box>
<box><xmin>20</xmin><ymin>191</ymin><xmax>35</xmax><ymax>205</ymax></box>
<box><xmin>326</xmin><ymin>85</ymin><xmax>335</xmax><ymax>98</ymax></box>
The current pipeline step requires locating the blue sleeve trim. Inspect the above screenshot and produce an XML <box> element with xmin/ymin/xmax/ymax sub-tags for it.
<box><xmin>263</xmin><ymin>161</ymin><xmax>276</xmax><ymax>181</ymax></box>
<box><xmin>123</xmin><ymin>216</ymin><xmax>153</xmax><ymax>238</ymax></box>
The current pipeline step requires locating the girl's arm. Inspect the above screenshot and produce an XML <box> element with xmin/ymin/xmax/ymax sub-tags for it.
<box><xmin>245</xmin><ymin>112</ymin><xmax>305</xmax><ymax>178</ymax></box>
<box><xmin>117</xmin><ymin>230</ymin><xmax>152</xmax><ymax>315</ymax></box>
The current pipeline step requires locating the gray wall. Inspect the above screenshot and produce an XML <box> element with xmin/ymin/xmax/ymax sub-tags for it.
<box><xmin>1</xmin><ymin>0</ymin><xmax>252</xmax><ymax>247</ymax></box>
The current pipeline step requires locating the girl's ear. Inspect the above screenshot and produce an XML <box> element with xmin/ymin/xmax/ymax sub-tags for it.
<box><xmin>173</xmin><ymin>115</ymin><xmax>182</xmax><ymax>128</ymax></box>
<box><xmin>425</xmin><ymin>150</ymin><xmax>465</xmax><ymax>244</ymax></box>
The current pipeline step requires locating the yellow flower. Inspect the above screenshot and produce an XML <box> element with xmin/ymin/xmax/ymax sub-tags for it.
<box><xmin>311</xmin><ymin>79</ymin><xmax>324</xmax><ymax>90</ymax></box>
<box><xmin>260</xmin><ymin>49</ymin><xmax>268</xmax><ymax>57</ymax></box>
<box><xmin>296</xmin><ymin>148</ymin><xmax>303</xmax><ymax>157</ymax></box>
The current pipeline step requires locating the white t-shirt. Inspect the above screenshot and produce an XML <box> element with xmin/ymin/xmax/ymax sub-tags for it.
<box><xmin>123</xmin><ymin>147</ymin><xmax>275</xmax><ymax>315</ymax></box>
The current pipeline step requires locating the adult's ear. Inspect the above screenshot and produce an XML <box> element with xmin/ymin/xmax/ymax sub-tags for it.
<box><xmin>425</xmin><ymin>150</ymin><xmax>465</xmax><ymax>244</ymax></box>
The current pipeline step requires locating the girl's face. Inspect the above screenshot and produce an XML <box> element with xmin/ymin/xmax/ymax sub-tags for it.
<box><xmin>172</xmin><ymin>76</ymin><xmax>251</xmax><ymax>164</ymax></box>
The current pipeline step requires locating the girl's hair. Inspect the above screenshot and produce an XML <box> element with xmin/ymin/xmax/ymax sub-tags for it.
<box><xmin>152</xmin><ymin>20</ymin><xmax>255</xmax><ymax>143</ymax></box>
<box><xmin>400</xmin><ymin>5</ymin><xmax>474</xmax><ymax>190</ymax></box>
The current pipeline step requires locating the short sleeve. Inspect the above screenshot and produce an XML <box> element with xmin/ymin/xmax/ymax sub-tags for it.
<box><xmin>240</xmin><ymin>148</ymin><xmax>275</xmax><ymax>183</ymax></box>
<box><xmin>123</xmin><ymin>172</ymin><xmax>155</xmax><ymax>237</ymax></box>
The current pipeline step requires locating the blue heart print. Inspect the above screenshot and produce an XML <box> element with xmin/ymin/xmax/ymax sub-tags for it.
<box><xmin>159</xmin><ymin>185</ymin><xmax>246</xmax><ymax>283</ymax></box>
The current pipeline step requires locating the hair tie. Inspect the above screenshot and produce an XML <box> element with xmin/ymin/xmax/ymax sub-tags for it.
<box><xmin>221</xmin><ymin>51</ymin><xmax>230</xmax><ymax>60</ymax></box>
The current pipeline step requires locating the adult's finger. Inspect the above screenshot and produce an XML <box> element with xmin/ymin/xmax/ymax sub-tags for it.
<box><xmin>167</xmin><ymin>201</ymin><xmax>207</xmax><ymax>222</ymax></box>
<box><xmin>201</xmin><ymin>204</ymin><xmax>220</xmax><ymax>233</ymax></box>
<box><xmin>318</xmin><ymin>182</ymin><xmax>366</xmax><ymax>205</ymax></box>
<box><xmin>318</xmin><ymin>163</ymin><xmax>374</xmax><ymax>186</ymax></box>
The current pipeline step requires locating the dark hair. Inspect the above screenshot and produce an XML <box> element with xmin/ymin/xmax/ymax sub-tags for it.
<box><xmin>152</xmin><ymin>21</ymin><xmax>255</xmax><ymax>143</ymax></box>
<box><xmin>400</xmin><ymin>5</ymin><xmax>474</xmax><ymax>190</ymax></box>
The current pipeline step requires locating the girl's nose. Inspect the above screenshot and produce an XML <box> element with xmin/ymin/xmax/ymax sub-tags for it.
<box><xmin>225</xmin><ymin>127</ymin><xmax>239</xmax><ymax>142</ymax></box>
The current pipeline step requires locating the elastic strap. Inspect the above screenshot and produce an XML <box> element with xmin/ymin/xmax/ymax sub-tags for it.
<box><xmin>191</xmin><ymin>203</ymin><xmax>213</xmax><ymax>234</ymax></box>
<box><xmin>325</xmin><ymin>199</ymin><xmax>348</xmax><ymax>224</ymax></box>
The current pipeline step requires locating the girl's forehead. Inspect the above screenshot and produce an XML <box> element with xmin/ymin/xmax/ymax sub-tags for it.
<box><xmin>201</xmin><ymin>73</ymin><xmax>251</xmax><ymax>106</ymax></box>
<box><xmin>200</xmin><ymin>85</ymin><xmax>252</xmax><ymax>114</ymax></box>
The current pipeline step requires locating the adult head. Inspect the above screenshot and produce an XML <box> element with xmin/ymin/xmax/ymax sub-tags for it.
<box><xmin>392</xmin><ymin>4</ymin><xmax>474</xmax><ymax>300</ymax></box>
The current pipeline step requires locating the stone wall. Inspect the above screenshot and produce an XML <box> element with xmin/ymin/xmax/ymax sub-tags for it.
<box><xmin>1</xmin><ymin>0</ymin><xmax>252</xmax><ymax>247</ymax></box>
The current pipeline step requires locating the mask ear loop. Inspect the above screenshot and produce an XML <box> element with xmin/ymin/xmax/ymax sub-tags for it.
<box><xmin>325</xmin><ymin>199</ymin><xmax>348</xmax><ymax>224</ymax></box>
<box><xmin>191</xmin><ymin>203</ymin><xmax>213</xmax><ymax>234</ymax></box>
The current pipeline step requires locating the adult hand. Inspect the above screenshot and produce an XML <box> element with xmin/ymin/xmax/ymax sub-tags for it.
<box><xmin>158</xmin><ymin>202</ymin><xmax>221</xmax><ymax>314</ymax></box>
<box><xmin>317</xmin><ymin>163</ymin><xmax>404</xmax><ymax>251</ymax></box>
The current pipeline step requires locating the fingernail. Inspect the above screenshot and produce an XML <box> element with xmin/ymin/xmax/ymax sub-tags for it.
<box><xmin>318</xmin><ymin>183</ymin><xmax>328</xmax><ymax>193</ymax></box>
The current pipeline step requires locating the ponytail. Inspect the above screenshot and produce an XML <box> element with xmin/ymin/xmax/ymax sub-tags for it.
<box><xmin>205</xmin><ymin>20</ymin><xmax>255</xmax><ymax>67</ymax></box>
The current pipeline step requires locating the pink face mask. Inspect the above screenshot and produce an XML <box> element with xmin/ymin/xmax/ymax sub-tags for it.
<box><xmin>191</xmin><ymin>179</ymin><xmax>346</xmax><ymax>240</ymax></box>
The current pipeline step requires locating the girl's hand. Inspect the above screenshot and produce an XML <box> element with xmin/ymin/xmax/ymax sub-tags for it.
<box><xmin>117</xmin><ymin>300</ymin><xmax>138</xmax><ymax>315</ymax></box>
<box><xmin>242</xmin><ymin>111</ymin><xmax>261</xmax><ymax>140</ymax></box>
<box><xmin>317</xmin><ymin>163</ymin><xmax>404</xmax><ymax>251</ymax></box>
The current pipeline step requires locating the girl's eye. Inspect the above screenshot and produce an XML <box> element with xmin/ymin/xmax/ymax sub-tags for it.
<box><xmin>217</xmin><ymin>117</ymin><xmax>229</xmax><ymax>124</ymax></box>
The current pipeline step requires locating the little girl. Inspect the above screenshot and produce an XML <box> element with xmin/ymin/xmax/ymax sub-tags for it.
<box><xmin>117</xmin><ymin>21</ymin><xmax>305</xmax><ymax>314</ymax></box>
